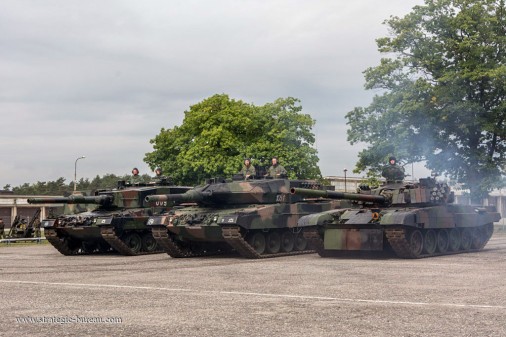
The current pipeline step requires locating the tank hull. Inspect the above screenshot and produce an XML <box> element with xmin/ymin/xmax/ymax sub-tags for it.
<box><xmin>37</xmin><ymin>185</ymin><xmax>191</xmax><ymax>256</ymax></box>
<box><xmin>299</xmin><ymin>204</ymin><xmax>500</xmax><ymax>258</ymax></box>
<box><xmin>148</xmin><ymin>199</ymin><xmax>352</xmax><ymax>258</ymax></box>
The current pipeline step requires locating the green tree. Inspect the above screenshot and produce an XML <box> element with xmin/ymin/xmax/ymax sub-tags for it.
<box><xmin>144</xmin><ymin>94</ymin><xmax>321</xmax><ymax>185</ymax></box>
<box><xmin>347</xmin><ymin>0</ymin><xmax>506</xmax><ymax>202</ymax></box>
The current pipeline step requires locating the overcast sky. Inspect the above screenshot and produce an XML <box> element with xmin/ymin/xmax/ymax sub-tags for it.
<box><xmin>0</xmin><ymin>0</ymin><xmax>426</xmax><ymax>188</ymax></box>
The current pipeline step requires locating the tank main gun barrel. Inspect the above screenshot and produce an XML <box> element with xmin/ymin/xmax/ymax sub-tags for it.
<box><xmin>290</xmin><ymin>188</ymin><xmax>387</xmax><ymax>204</ymax></box>
<box><xmin>27</xmin><ymin>194</ymin><xmax>113</xmax><ymax>206</ymax></box>
<box><xmin>145</xmin><ymin>190</ymin><xmax>212</xmax><ymax>204</ymax></box>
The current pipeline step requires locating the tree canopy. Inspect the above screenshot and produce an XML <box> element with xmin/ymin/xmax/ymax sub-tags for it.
<box><xmin>346</xmin><ymin>0</ymin><xmax>506</xmax><ymax>202</ymax></box>
<box><xmin>144</xmin><ymin>94</ymin><xmax>321</xmax><ymax>185</ymax></box>
<box><xmin>4</xmin><ymin>173</ymin><xmax>150</xmax><ymax>195</ymax></box>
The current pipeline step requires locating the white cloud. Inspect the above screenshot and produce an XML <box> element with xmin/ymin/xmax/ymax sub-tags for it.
<box><xmin>0</xmin><ymin>0</ymin><xmax>425</xmax><ymax>187</ymax></box>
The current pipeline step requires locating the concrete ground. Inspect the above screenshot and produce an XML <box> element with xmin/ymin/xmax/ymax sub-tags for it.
<box><xmin>1</xmin><ymin>234</ymin><xmax>506</xmax><ymax>337</ymax></box>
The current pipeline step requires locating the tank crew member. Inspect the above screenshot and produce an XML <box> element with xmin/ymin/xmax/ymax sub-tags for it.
<box><xmin>239</xmin><ymin>158</ymin><xmax>256</xmax><ymax>180</ymax></box>
<box><xmin>154</xmin><ymin>167</ymin><xmax>163</xmax><ymax>178</ymax></box>
<box><xmin>266</xmin><ymin>156</ymin><xmax>287</xmax><ymax>178</ymax></box>
<box><xmin>0</xmin><ymin>218</ymin><xmax>4</xmax><ymax>239</ymax></box>
<box><xmin>381</xmin><ymin>156</ymin><xmax>405</xmax><ymax>183</ymax></box>
<box><xmin>129</xmin><ymin>167</ymin><xmax>143</xmax><ymax>185</ymax></box>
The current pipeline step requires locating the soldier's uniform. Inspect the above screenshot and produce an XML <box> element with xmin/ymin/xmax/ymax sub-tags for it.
<box><xmin>0</xmin><ymin>219</ymin><xmax>4</xmax><ymax>239</ymax></box>
<box><xmin>382</xmin><ymin>157</ymin><xmax>405</xmax><ymax>183</ymax></box>
<box><xmin>129</xmin><ymin>168</ymin><xmax>144</xmax><ymax>185</ymax></box>
<box><xmin>33</xmin><ymin>219</ymin><xmax>41</xmax><ymax>238</ymax></box>
<box><xmin>240</xmin><ymin>164</ymin><xmax>256</xmax><ymax>179</ymax></box>
<box><xmin>267</xmin><ymin>164</ymin><xmax>287</xmax><ymax>178</ymax></box>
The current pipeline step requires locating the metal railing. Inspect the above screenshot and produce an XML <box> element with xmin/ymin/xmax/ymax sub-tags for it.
<box><xmin>0</xmin><ymin>237</ymin><xmax>47</xmax><ymax>244</ymax></box>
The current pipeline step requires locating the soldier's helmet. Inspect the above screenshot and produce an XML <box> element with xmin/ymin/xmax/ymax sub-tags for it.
<box><xmin>389</xmin><ymin>156</ymin><xmax>396</xmax><ymax>164</ymax></box>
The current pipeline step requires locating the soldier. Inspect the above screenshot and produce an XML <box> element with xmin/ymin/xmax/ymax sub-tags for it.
<box><xmin>239</xmin><ymin>159</ymin><xmax>256</xmax><ymax>180</ymax></box>
<box><xmin>266</xmin><ymin>157</ymin><xmax>287</xmax><ymax>178</ymax></box>
<box><xmin>381</xmin><ymin>156</ymin><xmax>405</xmax><ymax>183</ymax></box>
<box><xmin>154</xmin><ymin>167</ymin><xmax>163</xmax><ymax>178</ymax></box>
<box><xmin>129</xmin><ymin>167</ymin><xmax>143</xmax><ymax>185</ymax></box>
<box><xmin>33</xmin><ymin>217</ymin><xmax>41</xmax><ymax>238</ymax></box>
<box><xmin>0</xmin><ymin>218</ymin><xmax>4</xmax><ymax>239</ymax></box>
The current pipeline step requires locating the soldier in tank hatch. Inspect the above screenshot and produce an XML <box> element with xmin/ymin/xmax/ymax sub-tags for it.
<box><xmin>129</xmin><ymin>167</ymin><xmax>143</xmax><ymax>185</ymax></box>
<box><xmin>239</xmin><ymin>158</ymin><xmax>256</xmax><ymax>180</ymax></box>
<box><xmin>381</xmin><ymin>156</ymin><xmax>405</xmax><ymax>183</ymax></box>
<box><xmin>266</xmin><ymin>156</ymin><xmax>287</xmax><ymax>178</ymax></box>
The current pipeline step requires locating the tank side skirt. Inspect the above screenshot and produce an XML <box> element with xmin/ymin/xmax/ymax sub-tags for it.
<box><xmin>44</xmin><ymin>228</ymin><xmax>80</xmax><ymax>256</ymax></box>
<box><xmin>100</xmin><ymin>226</ymin><xmax>162</xmax><ymax>256</ymax></box>
<box><xmin>221</xmin><ymin>226</ymin><xmax>314</xmax><ymax>259</ymax></box>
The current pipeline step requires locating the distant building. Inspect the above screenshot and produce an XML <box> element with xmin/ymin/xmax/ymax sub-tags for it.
<box><xmin>0</xmin><ymin>195</ymin><xmax>60</xmax><ymax>227</ymax></box>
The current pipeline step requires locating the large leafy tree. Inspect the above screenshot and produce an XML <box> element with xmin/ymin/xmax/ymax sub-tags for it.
<box><xmin>144</xmin><ymin>94</ymin><xmax>321</xmax><ymax>185</ymax></box>
<box><xmin>347</xmin><ymin>0</ymin><xmax>506</xmax><ymax>202</ymax></box>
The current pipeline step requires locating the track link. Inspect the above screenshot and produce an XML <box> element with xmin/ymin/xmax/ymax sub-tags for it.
<box><xmin>44</xmin><ymin>229</ymin><xmax>77</xmax><ymax>256</ymax></box>
<box><xmin>222</xmin><ymin>226</ymin><xmax>315</xmax><ymax>259</ymax></box>
<box><xmin>151</xmin><ymin>225</ymin><xmax>208</xmax><ymax>258</ymax></box>
<box><xmin>100</xmin><ymin>226</ymin><xmax>162</xmax><ymax>256</ymax></box>
<box><xmin>384</xmin><ymin>224</ymin><xmax>493</xmax><ymax>259</ymax></box>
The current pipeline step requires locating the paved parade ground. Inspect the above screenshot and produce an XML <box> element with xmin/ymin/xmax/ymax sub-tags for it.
<box><xmin>1</xmin><ymin>233</ymin><xmax>506</xmax><ymax>337</ymax></box>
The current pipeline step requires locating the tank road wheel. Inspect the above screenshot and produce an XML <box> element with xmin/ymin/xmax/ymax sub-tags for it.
<box><xmin>407</xmin><ymin>230</ymin><xmax>424</xmax><ymax>258</ymax></box>
<box><xmin>81</xmin><ymin>242</ymin><xmax>97</xmax><ymax>254</ymax></box>
<box><xmin>423</xmin><ymin>230</ymin><xmax>437</xmax><ymax>255</ymax></box>
<box><xmin>266</xmin><ymin>232</ymin><xmax>281</xmax><ymax>254</ymax></box>
<box><xmin>448</xmin><ymin>228</ymin><xmax>461</xmax><ymax>252</ymax></box>
<box><xmin>280</xmin><ymin>231</ymin><xmax>295</xmax><ymax>253</ymax></box>
<box><xmin>62</xmin><ymin>237</ymin><xmax>81</xmax><ymax>254</ymax></box>
<box><xmin>141</xmin><ymin>233</ymin><xmax>158</xmax><ymax>253</ymax></box>
<box><xmin>294</xmin><ymin>232</ymin><xmax>308</xmax><ymax>251</ymax></box>
<box><xmin>247</xmin><ymin>232</ymin><xmax>266</xmax><ymax>255</ymax></box>
<box><xmin>436</xmin><ymin>229</ymin><xmax>449</xmax><ymax>253</ymax></box>
<box><xmin>470</xmin><ymin>227</ymin><xmax>485</xmax><ymax>250</ymax></box>
<box><xmin>123</xmin><ymin>233</ymin><xmax>142</xmax><ymax>254</ymax></box>
<box><xmin>460</xmin><ymin>228</ymin><xmax>472</xmax><ymax>251</ymax></box>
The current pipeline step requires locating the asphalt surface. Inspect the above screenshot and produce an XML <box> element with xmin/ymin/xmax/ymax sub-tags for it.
<box><xmin>1</xmin><ymin>233</ymin><xmax>506</xmax><ymax>337</ymax></box>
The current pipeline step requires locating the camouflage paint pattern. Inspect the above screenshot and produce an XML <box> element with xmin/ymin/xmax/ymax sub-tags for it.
<box><xmin>28</xmin><ymin>183</ymin><xmax>191</xmax><ymax>254</ymax></box>
<box><xmin>293</xmin><ymin>178</ymin><xmax>501</xmax><ymax>257</ymax></box>
<box><xmin>146</xmin><ymin>179</ymin><xmax>353</xmax><ymax>255</ymax></box>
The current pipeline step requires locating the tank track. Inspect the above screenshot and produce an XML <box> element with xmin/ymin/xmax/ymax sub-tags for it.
<box><xmin>221</xmin><ymin>226</ymin><xmax>315</xmax><ymax>259</ymax></box>
<box><xmin>303</xmin><ymin>228</ymin><xmax>326</xmax><ymax>256</ymax></box>
<box><xmin>44</xmin><ymin>229</ymin><xmax>78</xmax><ymax>256</ymax></box>
<box><xmin>151</xmin><ymin>225</ymin><xmax>210</xmax><ymax>258</ymax></box>
<box><xmin>384</xmin><ymin>224</ymin><xmax>493</xmax><ymax>259</ymax></box>
<box><xmin>304</xmin><ymin>225</ymin><xmax>493</xmax><ymax>259</ymax></box>
<box><xmin>100</xmin><ymin>226</ymin><xmax>162</xmax><ymax>256</ymax></box>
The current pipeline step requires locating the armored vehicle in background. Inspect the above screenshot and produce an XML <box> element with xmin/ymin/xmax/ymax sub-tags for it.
<box><xmin>28</xmin><ymin>181</ymin><xmax>191</xmax><ymax>255</ymax></box>
<box><xmin>7</xmin><ymin>209</ymin><xmax>41</xmax><ymax>239</ymax></box>
<box><xmin>145</xmin><ymin>178</ymin><xmax>352</xmax><ymax>259</ymax></box>
<box><xmin>291</xmin><ymin>177</ymin><xmax>500</xmax><ymax>258</ymax></box>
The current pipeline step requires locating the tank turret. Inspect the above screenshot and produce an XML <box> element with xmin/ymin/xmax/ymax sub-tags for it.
<box><xmin>291</xmin><ymin>177</ymin><xmax>454</xmax><ymax>206</ymax></box>
<box><xmin>145</xmin><ymin>179</ymin><xmax>319</xmax><ymax>207</ymax></box>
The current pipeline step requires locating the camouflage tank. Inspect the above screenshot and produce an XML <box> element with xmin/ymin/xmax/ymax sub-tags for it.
<box><xmin>291</xmin><ymin>177</ymin><xmax>501</xmax><ymax>258</ymax></box>
<box><xmin>145</xmin><ymin>178</ymin><xmax>352</xmax><ymax>259</ymax></box>
<box><xmin>27</xmin><ymin>181</ymin><xmax>191</xmax><ymax>256</ymax></box>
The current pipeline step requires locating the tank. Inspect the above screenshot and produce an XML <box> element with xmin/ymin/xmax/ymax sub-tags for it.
<box><xmin>27</xmin><ymin>181</ymin><xmax>191</xmax><ymax>256</ymax></box>
<box><xmin>291</xmin><ymin>177</ymin><xmax>501</xmax><ymax>258</ymax></box>
<box><xmin>144</xmin><ymin>178</ymin><xmax>352</xmax><ymax>259</ymax></box>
